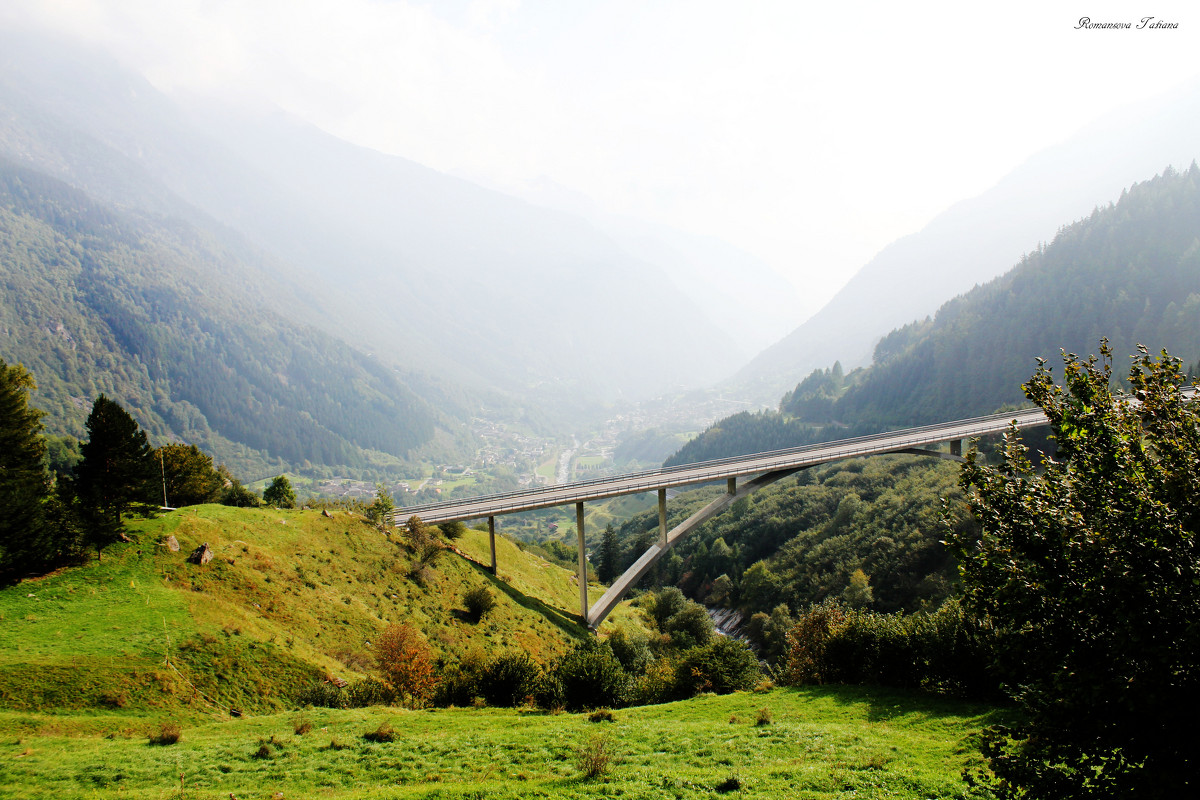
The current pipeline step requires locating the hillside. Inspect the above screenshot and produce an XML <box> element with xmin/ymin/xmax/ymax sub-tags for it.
<box><xmin>0</xmin><ymin>33</ymin><xmax>744</xmax><ymax>417</ymax></box>
<box><xmin>671</xmin><ymin>165</ymin><xmax>1200</xmax><ymax>467</ymax></box>
<box><xmin>0</xmin><ymin>505</ymin><xmax>622</xmax><ymax>718</ymax></box>
<box><xmin>0</xmin><ymin>159</ymin><xmax>459</xmax><ymax>479</ymax></box>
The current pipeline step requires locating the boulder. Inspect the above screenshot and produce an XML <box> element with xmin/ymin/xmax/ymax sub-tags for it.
<box><xmin>187</xmin><ymin>543</ymin><xmax>214</xmax><ymax>565</ymax></box>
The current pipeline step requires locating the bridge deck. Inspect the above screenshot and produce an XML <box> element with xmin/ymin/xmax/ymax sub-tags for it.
<box><xmin>395</xmin><ymin>405</ymin><xmax>1050</xmax><ymax>525</ymax></box>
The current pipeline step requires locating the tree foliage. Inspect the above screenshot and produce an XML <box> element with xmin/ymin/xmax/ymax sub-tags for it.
<box><xmin>374</xmin><ymin>623</ymin><xmax>437</xmax><ymax>708</ymax></box>
<box><xmin>949</xmin><ymin>344</ymin><xmax>1200</xmax><ymax>798</ymax></box>
<box><xmin>0</xmin><ymin>359</ymin><xmax>51</xmax><ymax>578</ymax></box>
<box><xmin>74</xmin><ymin>394</ymin><xmax>154</xmax><ymax>549</ymax></box>
<box><xmin>262</xmin><ymin>475</ymin><xmax>296</xmax><ymax>509</ymax></box>
<box><xmin>155</xmin><ymin>443</ymin><xmax>224</xmax><ymax>507</ymax></box>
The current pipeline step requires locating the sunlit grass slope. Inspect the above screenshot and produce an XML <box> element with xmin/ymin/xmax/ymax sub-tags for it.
<box><xmin>0</xmin><ymin>686</ymin><xmax>998</xmax><ymax>799</ymax></box>
<box><xmin>0</xmin><ymin>505</ymin><xmax>621</xmax><ymax>718</ymax></box>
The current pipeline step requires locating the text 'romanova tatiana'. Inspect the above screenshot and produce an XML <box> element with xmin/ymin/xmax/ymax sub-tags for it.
<box><xmin>1075</xmin><ymin>16</ymin><xmax>1178</xmax><ymax>30</ymax></box>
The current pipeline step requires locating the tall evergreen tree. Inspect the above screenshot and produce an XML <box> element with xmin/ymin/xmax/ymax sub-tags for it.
<box><xmin>597</xmin><ymin>523</ymin><xmax>621</xmax><ymax>584</ymax></box>
<box><xmin>0</xmin><ymin>359</ymin><xmax>51</xmax><ymax>579</ymax></box>
<box><xmin>75</xmin><ymin>395</ymin><xmax>154</xmax><ymax>551</ymax></box>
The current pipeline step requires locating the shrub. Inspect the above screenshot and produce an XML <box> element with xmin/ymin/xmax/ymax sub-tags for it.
<box><xmin>480</xmin><ymin>650</ymin><xmax>542</xmax><ymax>707</ymax></box>
<box><xmin>463</xmin><ymin>584</ymin><xmax>497</xmax><ymax>621</ymax></box>
<box><xmin>606</xmin><ymin>625</ymin><xmax>653</xmax><ymax>675</ymax></box>
<box><xmin>755</xmin><ymin>707</ymin><xmax>773</xmax><ymax>726</ymax></box>
<box><xmin>674</xmin><ymin>637</ymin><xmax>761</xmax><ymax>697</ymax></box>
<box><xmin>780</xmin><ymin>601</ymin><xmax>847</xmax><ymax>685</ymax></box>
<box><xmin>542</xmin><ymin>640</ymin><xmax>629</xmax><ymax>711</ymax></box>
<box><xmin>662</xmin><ymin>602</ymin><xmax>715</xmax><ymax>650</ymax></box>
<box><xmin>363</xmin><ymin>721</ymin><xmax>397</xmax><ymax>743</ymax></box>
<box><xmin>148</xmin><ymin>723</ymin><xmax>182</xmax><ymax>746</ymax></box>
<box><xmin>293</xmin><ymin>717</ymin><xmax>314</xmax><ymax>735</ymax></box>
<box><xmin>588</xmin><ymin>708</ymin><xmax>615</xmax><ymax>723</ymax></box>
<box><xmin>439</xmin><ymin>520</ymin><xmax>467</xmax><ymax>540</ymax></box>
<box><xmin>374</xmin><ymin>624</ymin><xmax>437</xmax><ymax>707</ymax></box>
<box><xmin>434</xmin><ymin>648</ymin><xmax>488</xmax><ymax>707</ymax></box>
<box><xmin>576</xmin><ymin>730</ymin><xmax>612</xmax><ymax>779</ymax></box>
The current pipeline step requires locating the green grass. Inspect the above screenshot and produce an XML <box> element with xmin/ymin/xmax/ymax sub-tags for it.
<box><xmin>0</xmin><ymin>505</ymin><xmax>620</xmax><ymax>719</ymax></box>
<box><xmin>0</xmin><ymin>686</ymin><xmax>997</xmax><ymax>799</ymax></box>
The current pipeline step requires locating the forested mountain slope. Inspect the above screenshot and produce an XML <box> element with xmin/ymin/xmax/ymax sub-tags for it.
<box><xmin>670</xmin><ymin>166</ymin><xmax>1200</xmax><ymax>467</ymax></box>
<box><xmin>732</xmin><ymin>79</ymin><xmax>1200</xmax><ymax>403</ymax></box>
<box><xmin>0</xmin><ymin>159</ymin><xmax>454</xmax><ymax>477</ymax></box>
<box><xmin>0</xmin><ymin>33</ymin><xmax>742</xmax><ymax>414</ymax></box>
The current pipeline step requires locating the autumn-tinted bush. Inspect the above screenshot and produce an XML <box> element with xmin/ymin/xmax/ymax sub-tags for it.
<box><xmin>374</xmin><ymin>623</ymin><xmax>437</xmax><ymax>707</ymax></box>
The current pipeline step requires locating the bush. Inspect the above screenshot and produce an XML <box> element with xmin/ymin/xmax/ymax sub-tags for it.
<box><xmin>375</xmin><ymin>624</ymin><xmax>437</xmax><ymax>707</ymax></box>
<box><xmin>480</xmin><ymin>650</ymin><xmax>542</xmax><ymax>707</ymax></box>
<box><xmin>363</xmin><ymin>721</ymin><xmax>397</xmax><ymax>743</ymax></box>
<box><xmin>674</xmin><ymin>637</ymin><xmax>761</xmax><ymax>697</ymax></box>
<box><xmin>542</xmin><ymin>640</ymin><xmax>629</xmax><ymax>711</ymax></box>
<box><xmin>662</xmin><ymin>601</ymin><xmax>715</xmax><ymax>650</ymax></box>
<box><xmin>778</xmin><ymin>600</ymin><xmax>1000</xmax><ymax>697</ymax></box>
<box><xmin>779</xmin><ymin>601</ymin><xmax>847</xmax><ymax>685</ymax></box>
<box><xmin>606</xmin><ymin>625</ymin><xmax>653</xmax><ymax>675</ymax></box>
<box><xmin>463</xmin><ymin>584</ymin><xmax>497</xmax><ymax>621</ymax></box>
<box><xmin>148</xmin><ymin>722</ymin><xmax>182</xmax><ymax>746</ymax></box>
<box><xmin>576</xmin><ymin>730</ymin><xmax>612</xmax><ymax>779</ymax></box>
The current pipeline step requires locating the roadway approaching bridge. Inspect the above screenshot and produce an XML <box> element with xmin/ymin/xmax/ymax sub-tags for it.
<box><xmin>394</xmin><ymin>405</ymin><xmax>1052</xmax><ymax>629</ymax></box>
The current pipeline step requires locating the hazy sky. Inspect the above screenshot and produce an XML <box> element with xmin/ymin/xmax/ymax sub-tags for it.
<box><xmin>4</xmin><ymin>1</ymin><xmax>1200</xmax><ymax>318</ymax></box>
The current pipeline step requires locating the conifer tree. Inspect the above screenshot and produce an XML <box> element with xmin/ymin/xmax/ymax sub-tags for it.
<box><xmin>0</xmin><ymin>359</ymin><xmax>51</xmax><ymax>578</ymax></box>
<box><xmin>75</xmin><ymin>395</ymin><xmax>154</xmax><ymax>551</ymax></box>
<box><xmin>597</xmin><ymin>524</ymin><xmax>621</xmax><ymax>583</ymax></box>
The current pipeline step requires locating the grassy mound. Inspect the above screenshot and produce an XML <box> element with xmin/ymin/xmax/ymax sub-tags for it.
<box><xmin>0</xmin><ymin>505</ymin><xmax>620</xmax><ymax>717</ymax></box>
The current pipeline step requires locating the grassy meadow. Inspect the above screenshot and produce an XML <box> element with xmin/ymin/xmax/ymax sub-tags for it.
<box><xmin>0</xmin><ymin>504</ymin><xmax>1000</xmax><ymax>798</ymax></box>
<box><xmin>0</xmin><ymin>686</ymin><xmax>997</xmax><ymax>799</ymax></box>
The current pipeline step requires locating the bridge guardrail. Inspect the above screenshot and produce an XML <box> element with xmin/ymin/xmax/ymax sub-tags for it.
<box><xmin>392</xmin><ymin>404</ymin><xmax>1054</xmax><ymax>521</ymax></box>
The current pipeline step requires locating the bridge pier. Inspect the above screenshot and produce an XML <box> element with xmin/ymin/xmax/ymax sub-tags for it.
<box><xmin>950</xmin><ymin>439</ymin><xmax>962</xmax><ymax>457</ymax></box>
<box><xmin>576</xmin><ymin>502</ymin><xmax>588</xmax><ymax>621</ymax></box>
<box><xmin>658</xmin><ymin>488</ymin><xmax>668</xmax><ymax>546</ymax></box>
<box><xmin>488</xmin><ymin>516</ymin><xmax>497</xmax><ymax>575</ymax></box>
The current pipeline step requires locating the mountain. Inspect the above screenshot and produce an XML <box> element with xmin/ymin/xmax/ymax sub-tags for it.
<box><xmin>670</xmin><ymin>165</ymin><xmax>1200</xmax><ymax>466</ymax></box>
<box><xmin>0</xmin><ymin>33</ymin><xmax>744</xmax><ymax>417</ymax></box>
<box><xmin>733</xmin><ymin>78</ymin><xmax>1200</xmax><ymax>403</ymax></box>
<box><xmin>0</xmin><ymin>158</ymin><xmax>455</xmax><ymax>478</ymax></box>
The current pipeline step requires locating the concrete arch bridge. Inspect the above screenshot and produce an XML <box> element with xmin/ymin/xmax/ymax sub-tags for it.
<box><xmin>393</xmin><ymin>406</ymin><xmax>1051</xmax><ymax>629</ymax></box>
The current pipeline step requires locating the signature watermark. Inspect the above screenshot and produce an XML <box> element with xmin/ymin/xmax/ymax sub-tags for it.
<box><xmin>1075</xmin><ymin>16</ymin><xmax>1178</xmax><ymax>29</ymax></box>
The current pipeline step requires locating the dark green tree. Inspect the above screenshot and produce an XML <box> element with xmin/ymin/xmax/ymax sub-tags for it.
<box><xmin>0</xmin><ymin>360</ymin><xmax>51</xmax><ymax>578</ymax></box>
<box><xmin>597</xmin><ymin>524</ymin><xmax>620</xmax><ymax>584</ymax></box>
<box><xmin>950</xmin><ymin>343</ymin><xmax>1200</xmax><ymax>798</ymax></box>
<box><xmin>262</xmin><ymin>475</ymin><xmax>296</xmax><ymax>509</ymax></box>
<box><xmin>155</xmin><ymin>444</ymin><xmax>223</xmax><ymax>507</ymax></box>
<box><xmin>75</xmin><ymin>395</ymin><xmax>154</xmax><ymax>552</ymax></box>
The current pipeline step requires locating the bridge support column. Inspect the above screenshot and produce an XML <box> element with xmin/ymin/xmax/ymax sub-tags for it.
<box><xmin>950</xmin><ymin>439</ymin><xmax>962</xmax><ymax>457</ymax></box>
<box><xmin>658</xmin><ymin>488</ymin><xmax>668</xmax><ymax>546</ymax></box>
<box><xmin>576</xmin><ymin>502</ymin><xmax>588</xmax><ymax>622</ymax></box>
<box><xmin>727</xmin><ymin>477</ymin><xmax>736</xmax><ymax>495</ymax></box>
<box><xmin>488</xmin><ymin>516</ymin><xmax>497</xmax><ymax>575</ymax></box>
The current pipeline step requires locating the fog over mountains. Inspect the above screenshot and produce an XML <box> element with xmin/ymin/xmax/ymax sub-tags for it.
<box><xmin>734</xmin><ymin>77</ymin><xmax>1200</xmax><ymax>403</ymax></box>
<box><xmin>0</xmin><ymin>33</ymin><xmax>764</xmax><ymax>426</ymax></box>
